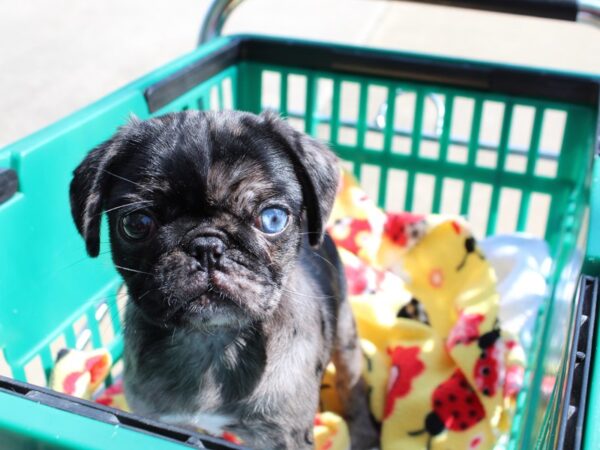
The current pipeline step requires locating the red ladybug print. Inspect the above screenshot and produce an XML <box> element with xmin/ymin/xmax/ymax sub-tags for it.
<box><xmin>474</xmin><ymin>327</ymin><xmax>503</xmax><ymax>397</ymax></box>
<box><xmin>385</xmin><ymin>346</ymin><xmax>426</xmax><ymax>419</ymax></box>
<box><xmin>343</xmin><ymin>257</ymin><xmax>387</xmax><ymax>295</ymax></box>
<box><xmin>409</xmin><ymin>370</ymin><xmax>485</xmax><ymax>450</ymax></box>
<box><xmin>344</xmin><ymin>259</ymin><xmax>369</xmax><ymax>295</ymax></box>
<box><xmin>446</xmin><ymin>313</ymin><xmax>485</xmax><ymax>350</ymax></box>
<box><xmin>331</xmin><ymin>218</ymin><xmax>372</xmax><ymax>255</ymax></box>
<box><xmin>96</xmin><ymin>380</ymin><xmax>124</xmax><ymax>406</ymax></box>
<box><xmin>448</xmin><ymin>314</ymin><xmax>504</xmax><ymax>397</ymax></box>
<box><xmin>384</xmin><ymin>212</ymin><xmax>426</xmax><ymax>248</ymax></box>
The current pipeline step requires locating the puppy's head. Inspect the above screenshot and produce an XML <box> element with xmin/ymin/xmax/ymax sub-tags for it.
<box><xmin>70</xmin><ymin>111</ymin><xmax>338</xmax><ymax>330</ymax></box>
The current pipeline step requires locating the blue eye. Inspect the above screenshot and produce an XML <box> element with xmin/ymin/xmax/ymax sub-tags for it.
<box><xmin>258</xmin><ymin>207</ymin><xmax>289</xmax><ymax>234</ymax></box>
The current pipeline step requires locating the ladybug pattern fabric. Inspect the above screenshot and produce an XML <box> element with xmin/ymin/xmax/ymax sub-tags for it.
<box><xmin>327</xmin><ymin>171</ymin><xmax>524</xmax><ymax>450</ymax></box>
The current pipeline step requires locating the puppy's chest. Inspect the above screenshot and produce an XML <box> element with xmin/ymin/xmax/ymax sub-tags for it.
<box><xmin>135</xmin><ymin>320</ymin><xmax>325</xmax><ymax>408</ymax></box>
<box><xmin>201</xmin><ymin>323</ymin><xmax>326</xmax><ymax>409</ymax></box>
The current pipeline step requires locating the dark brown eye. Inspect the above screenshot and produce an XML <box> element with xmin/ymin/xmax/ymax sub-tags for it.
<box><xmin>119</xmin><ymin>212</ymin><xmax>156</xmax><ymax>241</ymax></box>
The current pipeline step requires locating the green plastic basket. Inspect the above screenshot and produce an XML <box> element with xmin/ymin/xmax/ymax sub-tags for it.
<box><xmin>0</xmin><ymin>35</ymin><xmax>599</xmax><ymax>449</ymax></box>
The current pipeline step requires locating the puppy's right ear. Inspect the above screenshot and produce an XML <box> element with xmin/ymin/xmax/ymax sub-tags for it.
<box><xmin>69</xmin><ymin>132</ymin><xmax>129</xmax><ymax>257</ymax></box>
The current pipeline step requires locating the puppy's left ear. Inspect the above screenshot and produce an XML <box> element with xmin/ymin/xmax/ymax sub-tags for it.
<box><xmin>69</xmin><ymin>124</ymin><xmax>135</xmax><ymax>257</ymax></box>
<box><xmin>261</xmin><ymin>112</ymin><xmax>339</xmax><ymax>247</ymax></box>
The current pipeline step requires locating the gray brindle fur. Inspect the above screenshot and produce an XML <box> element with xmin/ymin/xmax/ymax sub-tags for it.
<box><xmin>69</xmin><ymin>111</ymin><xmax>378</xmax><ymax>449</ymax></box>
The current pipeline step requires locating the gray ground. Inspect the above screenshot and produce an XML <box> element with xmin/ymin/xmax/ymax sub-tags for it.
<box><xmin>1</xmin><ymin>0</ymin><xmax>598</xmax><ymax>147</ymax></box>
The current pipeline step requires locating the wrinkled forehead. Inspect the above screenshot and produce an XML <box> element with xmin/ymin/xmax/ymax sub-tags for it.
<box><xmin>109</xmin><ymin>113</ymin><xmax>302</xmax><ymax>212</ymax></box>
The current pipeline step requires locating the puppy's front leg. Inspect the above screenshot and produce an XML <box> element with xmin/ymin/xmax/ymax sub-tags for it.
<box><xmin>229</xmin><ymin>416</ymin><xmax>314</xmax><ymax>450</ymax></box>
<box><xmin>332</xmin><ymin>297</ymin><xmax>380</xmax><ymax>450</ymax></box>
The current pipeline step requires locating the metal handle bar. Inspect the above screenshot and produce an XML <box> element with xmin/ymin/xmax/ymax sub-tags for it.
<box><xmin>198</xmin><ymin>0</ymin><xmax>600</xmax><ymax>45</ymax></box>
<box><xmin>199</xmin><ymin>0</ymin><xmax>244</xmax><ymax>44</ymax></box>
<box><xmin>395</xmin><ymin>0</ymin><xmax>597</xmax><ymax>21</ymax></box>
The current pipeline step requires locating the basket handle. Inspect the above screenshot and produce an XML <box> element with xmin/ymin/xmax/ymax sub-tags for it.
<box><xmin>393</xmin><ymin>0</ymin><xmax>599</xmax><ymax>22</ymax></box>
<box><xmin>197</xmin><ymin>0</ymin><xmax>599</xmax><ymax>45</ymax></box>
<box><xmin>198</xmin><ymin>0</ymin><xmax>244</xmax><ymax>44</ymax></box>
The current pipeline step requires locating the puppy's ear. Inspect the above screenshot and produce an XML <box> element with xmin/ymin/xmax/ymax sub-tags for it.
<box><xmin>69</xmin><ymin>127</ymin><xmax>133</xmax><ymax>257</ymax></box>
<box><xmin>261</xmin><ymin>112</ymin><xmax>339</xmax><ymax>247</ymax></box>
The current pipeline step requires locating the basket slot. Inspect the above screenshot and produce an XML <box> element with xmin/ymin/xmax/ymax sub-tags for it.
<box><xmin>496</xmin><ymin>187</ymin><xmax>523</xmax><ymax>234</ymax></box>
<box><xmin>339</xmin><ymin>160</ymin><xmax>354</xmax><ymax>176</ymax></box>
<box><xmin>222</xmin><ymin>77</ymin><xmax>234</xmax><ymax>110</ymax></box>
<box><xmin>529</xmin><ymin>192</ymin><xmax>552</xmax><ymax>237</ymax></box>
<box><xmin>104</xmin><ymin>285</ymin><xmax>127</xmax><ymax>357</ymax></box>
<box><xmin>358</xmin><ymin>164</ymin><xmax>381</xmax><ymax>204</ymax></box>
<box><xmin>72</xmin><ymin>314</ymin><xmax>91</xmax><ymax>351</ymax></box>
<box><xmin>365</xmin><ymin>85</ymin><xmax>386</xmax><ymax>153</ymax></box>
<box><xmin>412</xmin><ymin>173</ymin><xmax>435</xmax><ymax>215</ymax></box>
<box><xmin>391</xmin><ymin>90</ymin><xmax>415</xmax><ymax>156</ymax></box>
<box><xmin>288</xmin><ymin>73</ymin><xmax>307</xmax><ymax>116</ymax></box>
<box><xmin>86</xmin><ymin>308</ymin><xmax>102</xmax><ymax>349</ymax></box>
<box><xmin>418</xmin><ymin>93</ymin><xmax>442</xmax><ymax>160</ymax></box>
<box><xmin>24</xmin><ymin>355</ymin><xmax>46</xmax><ymax>387</ymax></box>
<box><xmin>385</xmin><ymin>168</ymin><xmax>408</xmax><ymax>212</ymax></box>
<box><xmin>535</xmin><ymin>109</ymin><xmax>567</xmax><ymax>178</ymax></box>
<box><xmin>476</xmin><ymin>100</ymin><xmax>505</xmax><ymax>169</ymax></box>
<box><xmin>505</xmin><ymin>104</ymin><xmax>535</xmax><ymax>172</ymax></box>
<box><xmin>440</xmin><ymin>178</ymin><xmax>464</xmax><ymax>216</ymax></box>
<box><xmin>467</xmin><ymin>182</ymin><xmax>493</xmax><ymax>237</ymax></box>
<box><xmin>0</xmin><ymin>350</ymin><xmax>13</xmax><ymax>378</ymax></box>
<box><xmin>261</xmin><ymin>70</ymin><xmax>281</xmax><ymax>112</ymax></box>
<box><xmin>209</xmin><ymin>86</ymin><xmax>219</xmax><ymax>111</ymax></box>
<box><xmin>49</xmin><ymin>335</ymin><xmax>67</xmax><ymax>364</ymax></box>
<box><xmin>338</xmin><ymin>81</ymin><xmax>360</xmax><ymax>149</ymax></box>
<box><xmin>95</xmin><ymin>301</ymin><xmax>115</xmax><ymax>346</ymax></box>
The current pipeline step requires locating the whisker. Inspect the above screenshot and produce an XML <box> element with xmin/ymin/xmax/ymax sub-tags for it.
<box><xmin>278</xmin><ymin>286</ymin><xmax>334</xmax><ymax>300</ymax></box>
<box><xmin>101</xmin><ymin>169</ymin><xmax>152</xmax><ymax>192</ymax></box>
<box><xmin>311</xmin><ymin>251</ymin><xmax>340</xmax><ymax>275</ymax></box>
<box><xmin>114</xmin><ymin>265</ymin><xmax>153</xmax><ymax>276</ymax></box>
<box><xmin>138</xmin><ymin>288</ymin><xmax>159</xmax><ymax>300</ymax></box>
<box><xmin>102</xmin><ymin>200</ymin><xmax>152</xmax><ymax>215</ymax></box>
<box><xmin>53</xmin><ymin>251</ymin><xmax>114</xmax><ymax>273</ymax></box>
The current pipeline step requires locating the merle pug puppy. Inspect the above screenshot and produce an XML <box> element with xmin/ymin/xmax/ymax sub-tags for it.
<box><xmin>69</xmin><ymin>111</ymin><xmax>377</xmax><ymax>449</ymax></box>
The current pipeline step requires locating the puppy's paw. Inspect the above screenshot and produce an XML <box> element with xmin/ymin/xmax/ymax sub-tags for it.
<box><xmin>159</xmin><ymin>412</ymin><xmax>236</xmax><ymax>437</ymax></box>
<box><xmin>341</xmin><ymin>380</ymin><xmax>380</xmax><ymax>450</ymax></box>
<box><xmin>348</xmin><ymin>418</ymin><xmax>380</xmax><ymax>450</ymax></box>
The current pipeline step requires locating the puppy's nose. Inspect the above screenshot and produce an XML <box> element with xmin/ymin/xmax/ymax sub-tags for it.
<box><xmin>191</xmin><ymin>236</ymin><xmax>225</xmax><ymax>269</ymax></box>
